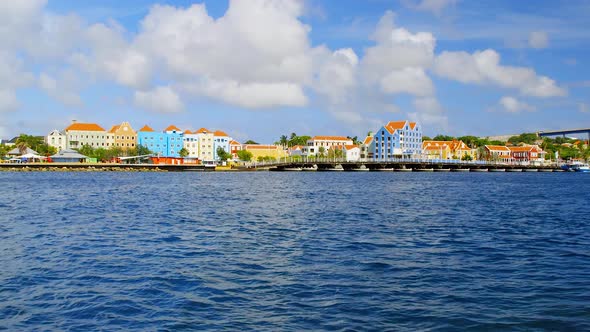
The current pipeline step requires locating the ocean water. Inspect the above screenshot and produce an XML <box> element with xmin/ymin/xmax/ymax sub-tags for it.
<box><xmin>1</xmin><ymin>172</ymin><xmax>589</xmax><ymax>331</ymax></box>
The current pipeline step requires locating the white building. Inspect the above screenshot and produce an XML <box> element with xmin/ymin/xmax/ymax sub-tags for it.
<box><xmin>195</xmin><ymin>128</ymin><xmax>215</xmax><ymax>162</ymax></box>
<box><xmin>65</xmin><ymin>121</ymin><xmax>114</xmax><ymax>149</ymax></box>
<box><xmin>343</xmin><ymin>145</ymin><xmax>361</xmax><ymax>162</ymax></box>
<box><xmin>46</xmin><ymin>130</ymin><xmax>67</xmax><ymax>151</ymax></box>
<box><xmin>183</xmin><ymin>130</ymin><xmax>200</xmax><ymax>159</ymax></box>
<box><xmin>303</xmin><ymin>136</ymin><xmax>353</xmax><ymax>156</ymax></box>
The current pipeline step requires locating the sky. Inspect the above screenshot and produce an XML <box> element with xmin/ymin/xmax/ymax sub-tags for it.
<box><xmin>1</xmin><ymin>0</ymin><xmax>589</xmax><ymax>143</ymax></box>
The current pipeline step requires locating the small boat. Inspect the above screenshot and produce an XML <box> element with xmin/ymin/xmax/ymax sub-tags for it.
<box><xmin>434</xmin><ymin>168</ymin><xmax>451</xmax><ymax>172</ymax></box>
<box><xmin>326</xmin><ymin>164</ymin><xmax>344</xmax><ymax>171</ymax></box>
<box><xmin>571</xmin><ymin>163</ymin><xmax>590</xmax><ymax>173</ymax></box>
<box><xmin>301</xmin><ymin>165</ymin><xmax>318</xmax><ymax>171</ymax></box>
<box><xmin>353</xmin><ymin>165</ymin><xmax>370</xmax><ymax>171</ymax></box>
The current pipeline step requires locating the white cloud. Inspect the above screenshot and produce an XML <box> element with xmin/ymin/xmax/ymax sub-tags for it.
<box><xmin>38</xmin><ymin>72</ymin><xmax>83</xmax><ymax>107</ymax></box>
<box><xmin>528</xmin><ymin>31</ymin><xmax>549</xmax><ymax>49</ymax></box>
<box><xmin>0</xmin><ymin>89</ymin><xmax>19</xmax><ymax>113</ymax></box>
<box><xmin>380</xmin><ymin>67</ymin><xmax>434</xmax><ymax>96</ymax></box>
<box><xmin>498</xmin><ymin>96</ymin><xmax>536</xmax><ymax>113</ymax></box>
<box><xmin>134</xmin><ymin>86</ymin><xmax>184</xmax><ymax>113</ymax></box>
<box><xmin>434</xmin><ymin>49</ymin><xmax>567</xmax><ymax>97</ymax></box>
<box><xmin>404</xmin><ymin>0</ymin><xmax>458</xmax><ymax>15</ymax></box>
<box><xmin>313</xmin><ymin>47</ymin><xmax>358</xmax><ymax>104</ymax></box>
<box><xmin>410</xmin><ymin>97</ymin><xmax>448</xmax><ymax>130</ymax></box>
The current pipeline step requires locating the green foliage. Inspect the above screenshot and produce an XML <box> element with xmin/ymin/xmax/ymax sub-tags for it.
<box><xmin>507</xmin><ymin>133</ymin><xmax>538</xmax><ymax>145</ymax></box>
<box><xmin>318</xmin><ymin>146</ymin><xmax>326</xmax><ymax>157</ymax></box>
<box><xmin>422</xmin><ymin>136</ymin><xmax>431</xmax><ymax>141</ymax></box>
<box><xmin>327</xmin><ymin>148</ymin><xmax>344</xmax><ymax>159</ymax></box>
<box><xmin>244</xmin><ymin>140</ymin><xmax>258</xmax><ymax>144</ymax></box>
<box><xmin>276</xmin><ymin>133</ymin><xmax>311</xmax><ymax>147</ymax></box>
<box><xmin>237</xmin><ymin>150</ymin><xmax>253</xmax><ymax>161</ymax></box>
<box><xmin>432</xmin><ymin>135</ymin><xmax>454</xmax><ymax>141</ymax></box>
<box><xmin>130</xmin><ymin>144</ymin><xmax>152</xmax><ymax>156</ymax></box>
<box><xmin>75</xmin><ymin>145</ymin><xmax>126</xmax><ymax>161</ymax></box>
<box><xmin>178</xmin><ymin>147</ymin><xmax>189</xmax><ymax>158</ymax></box>
<box><xmin>216</xmin><ymin>147</ymin><xmax>231</xmax><ymax>161</ymax></box>
<box><xmin>0</xmin><ymin>144</ymin><xmax>10</xmax><ymax>157</ymax></box>
<box><xmin>461</xmin><ymin>154</ymin><xmax>473</xmax><ymax>161</ymax></box>
<box><xmin>256</xmin><ymin>155</ymin><xmax>276</xmax><ymax>162</ymax></box>
<box><xmin>347</xmin><ymin>136</ymin><xmax>361</xmax><ymax>145</ymax></box>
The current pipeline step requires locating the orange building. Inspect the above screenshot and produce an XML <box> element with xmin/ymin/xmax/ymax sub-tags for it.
<box><xmin>109</xmin><ymin>121</ymin><xmax>137</xmax><ymax>150</ymax></box>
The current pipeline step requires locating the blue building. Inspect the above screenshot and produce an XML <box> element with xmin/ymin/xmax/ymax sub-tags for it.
<box><xmin>137</xmin><ymin>125</ymin><xmax>184</xmax><ymax>157</ymax></box>
<box><xmin>212</xmin><ymin>130</ymin><xmax>231</xmax><ymax>160</ymax></box>
<box><xmin>368</xmin><ymin>120</ymin><xmax>422</xmax><ymax>160</ymax></box>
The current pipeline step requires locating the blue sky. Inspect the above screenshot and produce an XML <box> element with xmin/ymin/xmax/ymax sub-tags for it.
<box><xmin>1</xmin><ymin>0</ymin><xmax>589</xmax><ymax>142</ymax></box>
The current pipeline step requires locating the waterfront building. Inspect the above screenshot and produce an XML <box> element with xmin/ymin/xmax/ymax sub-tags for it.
<box><xmin>303</xmin><ymin>136</ymin><xmax>353</xmax><ymax>157</ymax></box>
<box><xmin>370</xmin><ymin>120</ymin><xmax>422</xmax><ymax>160</ymax></box>
<box><xmin>422</xmin><ymin>140</ymin><xmax>475</xmax><ymax>160</ymax></box>
<box><xmin>183</xmin><ymin>130</ymin><xmax>200</xmax><ymax>159</ymax></box>
<box><xmin>164</xmin><ymin>125</ymin><xmax>184</xmax><ymax>158</ymax></box>
<box><xmin>50</xmin><ymin>149</ymin><xmax>90</xmax><ymax>163</ymax></box>
<box><xmin>229</xmin><ymin>140</ymin><xmax>242</xmax><ymax>159</ymax></box>
<box><xmin>109</xmin><ymin>121</ymin><xmax>137</xmax><ymax>150</ymax></box>
<box><xmin>137</xmin><ymin>125</ymin><xmax>168</xmax><ymax>157</ymax></box>
<box><xmin>243</xmin><ymin>144</ymin><xmax>288</xmax><ymax>161</ymax></box>
<box><xmin>360</xmin><ymin>135</ymin><xmax>374</xmax><ymax>161</ymax></box>
<box><xmin>484</xmin><ymin>145</ymin><xmax>513</xmax><ymax>162</ymax></box>
<box><xmin>508</xmin><ymin>145</ymin><xmax>546</xmax><ymax>165</ymax></box>
<box><xmin>288</xmin><ymin>145</ymin><xmax>304</xmax><ymax>157</ymax></box>
<box><xmin>213</xmin><ymin>130</ymin><xmax>231</xmax><ymax>160</ymax></box>
<box><xmin>64</xmin><ymin>121</ymin><xmax>113</xmax><ymax>149</ymax></box>
<box><xmin>45</xmin><ymin>130</ymin><xmax>67</xmax><ymax>152</ymax></box>
<box><xmin>343</xmin><ymin>145</ymin><xmax>361</xmax><ymax>162</ymax></box>
<box><xmin>195</xmin><ymin>128</ymin><xmax>215</xmax><ymax>162</ymax></box>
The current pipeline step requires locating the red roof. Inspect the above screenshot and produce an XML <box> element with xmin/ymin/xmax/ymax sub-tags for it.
<box><xmin>363</xmin><ymin>136</ymin><xmax>373</xmax><ymax>145</ymax></box>
<box><xmin>195</xmin><ymin>128</ymin><xmax>210</xmax><ymax>134</ymax></box>
<box><xmin>214</xmin><ymin>130</ymin><xmax>229</xmax><ymax>137</ymax></box>
<box><xmin>65</xmin><ymin>122</ymin><xmax>105</xmax><ymax>132</ymax></box>
<box><xmin>139</xmin><ymin>125</ymin><xmax>154</xmax><ymax>132</ymax></box>
<box><xmin>165</xmin><ymin>125</ymin><xmax>181</xmax><ymax>132</ymax></box>
<box><xmin>344</xmin><ymin>144</ymin><xmax>359</xmax><ymax>150</ymax></box>
<box><xmin>486</xmin><ymin>145</ymin><xmax>511</xmax><ymax>152</ymax></box>
<box><xmin>311</xmin><ymin>136</ymin><xmax>351</xmax><ymax>141</ymax></box>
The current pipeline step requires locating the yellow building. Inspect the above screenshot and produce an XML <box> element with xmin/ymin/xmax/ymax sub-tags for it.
<box><xmin>109</xmin><ymin>121</ymin><xmax>137</xmax><ymax>150</ymax></box>
<box><xmin>422</xmin><ymin>140</ymin><xmax>476</xmax><ymax>160</ymax></box>
<box><xmin>243</xmin><ymin>144</ymin><xmax>288</xmax><ymax>161</ymax></box>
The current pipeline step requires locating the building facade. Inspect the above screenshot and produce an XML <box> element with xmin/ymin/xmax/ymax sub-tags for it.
<box><xmin>195</xmin><ymin>128</ymin><xmax>215</xmax><ymax>162</ymax></box>
<box><xmin>303</xmin><ymin>136</ymin><xmax>353</xmax><ymax>156</ymax></box>
<box><xmin>109</xmin><ymin>121</ymin><xmax>137</xmax><ymax>150</ymax></box>
<box><xmin>370</xmin><ymin>120</ymin><xmax>422</xmax><ymax>160</ymax></box>
<box><xmin>243</xmin><ymin>144</ymin><xmax>288</xmax><ymax>161</ymax></box>
<box><xmin>46</xmin><ymin>130</ymin><xmax>67</xmax><ymax>152</ymax></box>
<box><xmin>137</xmin><ymin>125</ymin><xmax>168</xmax><ymax>157</ymax></box>
<box><xmin>213</xmin><ymin>130</ymin><xmax>231</xmax><ymax>160</ymax></box>
<box><xmin>422</xmin><ymin>140</ymin><xmax>476</xmax><ymax>160</ymax></box>
<box><xmin>484</xmin><ymin>145</ymin><xmax>512</xmax><ymax>162</ymax></box>
<box><xmin>64</xmin><ymin>121</ymin><xmax>113</xmax><ymax>149</ymax></box>
<box><xmin>508</xmin><ymin>145</ymin><xmax>546</xmax><ymax>164</ymax></box>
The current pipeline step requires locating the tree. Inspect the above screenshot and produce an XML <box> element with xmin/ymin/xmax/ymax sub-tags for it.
<box><xmin>279</xmin><ymin>135</ymin><xmax>288</xmax><ymax>148</ymax></box>
<box><xmin>237</xmin><ymin>150</ymin><xmax>253</xmax><ymax>161</ymax></box>
<box><xmin>216</xmin><ymin>147</ymin><xmax>231</xmax><ymax>162</ymax></box>
<box><xmin>179</xmin><ymin>148</ymin><xmax>189</xmax><ymax>158</ymax></box>
<box><xmin>318</xmin><ymin>146</ymin><xmax>325</xmax><ymax>157</ymax></box>
<box><xmin>347</xmin><ymin>136</ymin><xmax>361</xmax><ymax>145</ymax></box>
<box><xmin>461</xmin><ymin>154</ymin><xmax>473</xmax><ymax>161</ymax></box>
<box><xmin>433</xmin><ymin>134</ymin><xmax>454</xmax><ymax>141</ymax></box>
<box><xmin>422</xmin><ymin>136</ymin><xmax>431</xmax><ymax>141</ymax></box>
<box><xmin>244</xmin><ymin>140</ymin><xmax>259</xmax><ymax>144</ymax></box>
<box><xmin>76</xmin><ymin>144</ymin><xmax>95</xmax><ymax>158</ymax></box>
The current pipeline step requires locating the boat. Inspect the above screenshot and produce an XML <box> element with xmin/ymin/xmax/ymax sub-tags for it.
<box><xmin>353</xmin><ymin>165</ymin><xmax>370</xmax><ymax>171</ymax></box>
<box><xmin>434</xmin><ymin>168</ymin><xmax>451</xmax><ymax>172</ymax></box>
<box><xmin>327</xmin><ymin>164</ymin><xmax>344</xmax><ymax>171</ymax></box>
<box><xmin>301</xmin><ymin>165</ymin><xmax>318</xmax><ymax>171</ymax></box>
<box><xmin>571</xmin><ymin>163</ymin><xmax>590</xmax><ymax>173</ymax></box>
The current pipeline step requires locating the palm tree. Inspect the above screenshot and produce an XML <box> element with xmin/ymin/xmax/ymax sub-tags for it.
<box><xmin>279</xmin><ymin>135</ymin><xmax>288</xmax><ymax>148</ymax></box>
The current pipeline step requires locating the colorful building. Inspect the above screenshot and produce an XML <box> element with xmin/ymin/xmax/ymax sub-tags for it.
<box><xmin>109</xmin><ymin>121</ymin><xmax>137</xmax><ymax>150</ymax></box>
<box><xmin>370</xmin><ymin>120</ymin><xmax>422</xmax><ymax>160</ymax></box>
<box><xmin>343</xmin><ymin>145</ymin><xmax>361</xmax><ymax>162</ymax></box>
<box><xmin>229</xmin><ymin>140</ymin><xmax>242</xmax><ymax>159</ymax></box>
<box><xmin>484</xmin><ymin>145</ymin><xmax>512</xmax><ymax>162</ymax></box>
<box><xmin>303</xmin><ymin>136</ymin><xmax>353</xmax><ymax>156</ymax></box>
<box><xmin>195</xmin><ymin>128</ymin><xmax>215</xmax><ymax>162</ymax></box>
<box><xmin>508</xmin><ymin>145</ymin><xmax>546</xmax><ymax>164</ymax></box>
<box><xmin>45</xmin><ymin>130</ymin><xmax>67</xmax><ymax>152</ymax></box>
<box><xmin>183</xmin><ymin>130</ymin><xmax>200</xmax><ymax>159</ymax></box>
<box><xmin>422</xmin><ymin>140</ymin><xmax>475</xmax><ymax>160</ymax></box>
<box><xmin>213</xmin><ymin>130</ymin><xmax>231</xmax><ymax>160</ymax></box>
<box><xmin>64</xmin><ymin>121</ymin><xmax>113</xmax><ymax>149</ymax></box>
<box><xmin>243</xmin><ymin>144</ymin><xmax>288</xmax><ymax>161</ymax></box>
<box><xmin>164</xmin><ymin>125</ymin><xmax>184</xmax><ymax>158</ymax></box>
<box><xmin>137</xmin><ymin>125</ymin><xmax>168</xmax><ymax>157</ymax></box>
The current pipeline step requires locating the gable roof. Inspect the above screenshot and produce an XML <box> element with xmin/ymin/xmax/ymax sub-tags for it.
<box><xmin>108</xmin><ymin>125</ymin><xmax>120</xmax><ymax>133</ymax></box>
<box><xmin>485</xmin><ymin>145</ymin><xmax>511</xmax><ymax>152</ymax></box>
<box><xmin>363</xmin><ymin>136</ymin><xmax>373</xmax><ymax>145</ymax></box>
<box><xmin>7</xmin><ymin>147</ymin><xmax>39</xmax><ymax>155</ymax></box>
<box><xmin>214</xmin><ymin>130</ymin><xmax>229</xmax><ymax>137</ymax></box>
<box><xmin>165</xmin><ymin>125</ymin><xmax>181</xmax><ymax>132</ymax></box>
<box><xmin>229</xmin><ymin>140</ymin><xmax>241</xmax><ymax>146</ymax></box>
<box><xmin>344</xmin><ymin>144</ymin><xmax>359</xmax><ymax>150</ymax></box>
<box><xmin>195</xmin><ymin>128</ymin><xmax>210</xmax><ymax>134</ymax></box>
<box><xmin>65</xmin><ymin>122</ymin><xmax>105</xmax><ymax>132</ymax></box>
<box><xmin>311</xmin><ymin>136</ymin><xmax>351</xmax><ymax>141</ymax></box>
<box><xmin>384</xmin><ymin>121</ymin><xmax>407</xmax><ymax>134</ymax></box>
<box><xmin>139</xmin><ymin>125</ymin><xmax>154</xmax><ymax>132</ymax></box>
<box><xmin>243</xmin><ymin>144</ymin><xmax>281</xmax><ymax>150</ymax></box>
<box><xmin>184</xmin><ymin>130</ymin><xmax>192</xmax><ymax>134</ymax></box>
